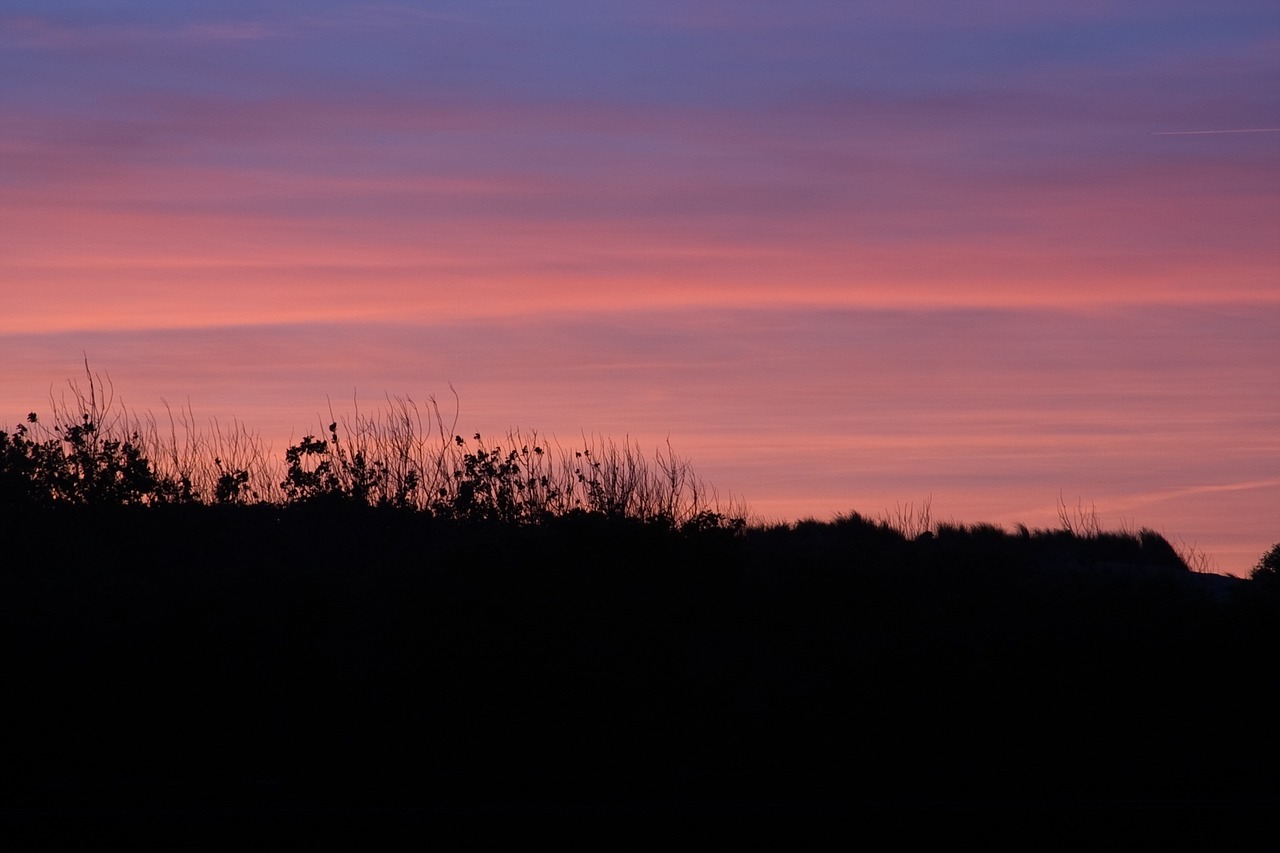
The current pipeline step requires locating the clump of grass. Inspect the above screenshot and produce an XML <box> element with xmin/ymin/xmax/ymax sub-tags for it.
<box><xmin>1057</xmin><ymin>494</ymin><xmax>1103</xmax><ymax>538</ymax></box>
<box><xmin>878</xmin><ymin>495</ymin><xmax>933</xmax><ymax>539</ymax></box>
<box><xmin>1172</xmin><ymin>536</ymin><xmax>1217</xmax><ymax>574</ymax></box>
<box><xmin>0</xmin><ymin>363</ymin><xmax>746</xmax><ymax>530</ymax></box>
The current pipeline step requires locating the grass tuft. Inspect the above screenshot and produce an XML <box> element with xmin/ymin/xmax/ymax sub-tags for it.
<box><xmin>1</xmin><ymin>362</ymin><xmax>746</xmax><ymax>529</ymax></box>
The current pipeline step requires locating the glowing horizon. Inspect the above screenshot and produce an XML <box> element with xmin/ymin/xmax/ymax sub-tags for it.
<box><xmin>2</xmin><ymin>1</ymin><xmax>1277</xmax><ymax>574</ymax></box>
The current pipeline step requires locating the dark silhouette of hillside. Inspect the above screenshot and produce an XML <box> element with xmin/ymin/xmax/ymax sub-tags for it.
<box><xmin>4</xmin><ymin>504</ymin><xmax>1277</xmax><ymax>817</ymax></box>
<box><xmin>2</xmin><ymin>371</ymin><xmax>1278</xmax><ymax>822</ymax></box>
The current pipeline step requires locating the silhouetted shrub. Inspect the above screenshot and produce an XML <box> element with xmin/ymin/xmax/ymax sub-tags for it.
<box><xmin>1</xmin><ymin>364</ymin><xmax>745</xmax><ymax>529</ymax></box>
<box><xmin>0</xmin><ymin>407</ymin><xmax>159</xmax><ymax>508</ymax></box>
<box><xmin>1252</xmin><ymin>542</ymin><xmax>1280</xmax><ymax>580</ymax></box>
<box><xmin>0</xmin><ymin>414</ymin><xmax>53</xmax><ymax>509</ymax></box>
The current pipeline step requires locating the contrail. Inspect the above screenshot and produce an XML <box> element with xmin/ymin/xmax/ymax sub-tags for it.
<box><xmin>1151</xmin><ymin>127</ymin><xmax>1280</xmax><ymax>135</ymax></box>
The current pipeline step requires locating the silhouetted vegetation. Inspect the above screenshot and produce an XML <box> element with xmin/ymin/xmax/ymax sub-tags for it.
<box><xmin>2</xmin><ymin>366</ymin><xmax>1278</xmax><ymax>820</ymax></box>
<box><xmin>1252</xmin><ymin>542</ymin><xmax>1280</xmax><ymax>579</ymax></box>
<box><xmin>0</xmin><ymin>365</ymin><xmax>745</xmax><ymax>531</ymax></box>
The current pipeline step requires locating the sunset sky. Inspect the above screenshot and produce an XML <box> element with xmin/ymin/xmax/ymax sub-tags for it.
<box><xmin>2</xmin><ymin>1</ymin><xmax>1277</xmax><ymax>574</ymax></box>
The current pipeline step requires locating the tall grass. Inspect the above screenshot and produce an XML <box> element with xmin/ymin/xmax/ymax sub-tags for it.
<box><xmin>0</xmin><ymin>363</ymin><xmax>746</xmax><ymax>528</ymax></box>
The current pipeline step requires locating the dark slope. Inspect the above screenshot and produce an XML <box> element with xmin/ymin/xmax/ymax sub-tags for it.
<box><xmin>1</xmin><ymin>506</ymin><xmax>1274</xmax><ymax>817</ymax></box>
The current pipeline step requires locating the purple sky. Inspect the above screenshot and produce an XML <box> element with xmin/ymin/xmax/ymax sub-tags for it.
<box><xmin>2</xmin><ymin>1</ymin><xmax>1277</xmax><ymax>573</ymax></box>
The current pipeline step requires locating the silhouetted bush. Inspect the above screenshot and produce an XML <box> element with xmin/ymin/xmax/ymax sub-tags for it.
<box><xmin>0</xmin><ymin>410</ymin><xmax>159</xmax><ymax>508</ymax></box>
<box><xmin>1252</xmin><ymin>542</ymin><xmax>1280</xmax><ymax>579</ymax></box>
<box><xmin>0</xmin><ymin>364</ymin><xmax>745</xmax><ymax>528</ymax></box>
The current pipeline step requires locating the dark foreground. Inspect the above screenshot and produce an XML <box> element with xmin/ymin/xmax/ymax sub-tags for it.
<box><xmin>2</xmin><ymin>506</ymin><xmax>1276</xmax><ymax>826</ymax></box>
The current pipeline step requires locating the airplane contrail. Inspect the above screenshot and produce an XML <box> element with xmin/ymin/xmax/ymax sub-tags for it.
<box><xmin>1151</xmin><ymin>127</ymin><xmax>1280</xmax><ymax>135</ymax></box>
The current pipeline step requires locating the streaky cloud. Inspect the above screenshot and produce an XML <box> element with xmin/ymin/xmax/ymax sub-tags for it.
<box><xmin>1152</xmin><ymin>127</ymin><xmax>1280</xmax><ymax>135</ymax></box>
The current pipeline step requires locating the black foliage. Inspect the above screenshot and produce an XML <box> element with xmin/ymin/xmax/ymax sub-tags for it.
<box><xmin>1252</xmin><ymin>541</ymin><xmax>1280</xmax><ymax>579</ymax></box>
<box><xmin>1</xmin><ymin>377</ymin><xmax>744</xmax><ymax>530</ymax></box>
<box><xmin>0</xmin><ymin>412</ymin><xmax>159</xmax><ymax>509</ymax></box>
<box><xmin>2</xmin><ymin>383</ymin><xmax>1278</xmax><ymax>821</ymax></box>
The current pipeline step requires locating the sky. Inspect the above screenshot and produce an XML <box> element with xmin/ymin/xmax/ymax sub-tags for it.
<box><xmin>1</xmin><ymin>1</ymin><xmax>1277</xmax><ymax>574</ymax></box>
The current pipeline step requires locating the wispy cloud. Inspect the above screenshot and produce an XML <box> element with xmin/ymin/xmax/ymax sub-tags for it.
<box><xmin>1152</xmin><ymin>127</ymin><xmax>1280</xmax><ymax>134</ymax></box>
<box><xmin>0</xmin><ymin>14</ymin><xmax>274</xmax><ymax>48</ymax></box>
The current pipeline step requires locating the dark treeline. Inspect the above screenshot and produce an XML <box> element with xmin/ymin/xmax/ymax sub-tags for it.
<box><xmin>2</xmin><ymin>375</ymin><xmax>1280</xmax><ymax>819</ymax></box>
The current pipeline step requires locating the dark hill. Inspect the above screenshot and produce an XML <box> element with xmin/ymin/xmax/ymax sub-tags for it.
<box><xmin>2</xmin><ymin>505</ymin><xmax>1273</xmax><ymax>820</ymax></box>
